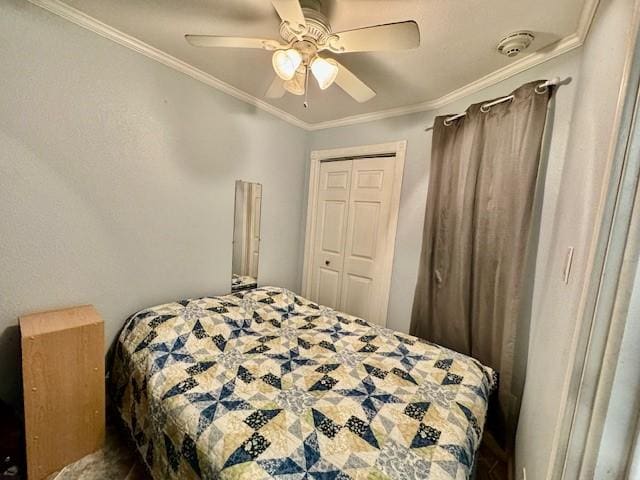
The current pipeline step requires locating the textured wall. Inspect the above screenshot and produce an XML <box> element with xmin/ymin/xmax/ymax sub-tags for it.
<box><xmin>308</xmin><ymin>50</ymin><xmax>590</xmax><ymax>477</ymax></box>
<box><xmin>307</xmin><ymin>2</ymin><xmax>638</xmax><ymax>475</ymax></box>
<box><xmin>516</xmin><ymin>0</ymin><xmax>638</xmax><ymax>477</ymax></box>
<box><xmin>308</xmin><ymin>50</ymin><xmax>582</xmax><ymax>336</ymax></box>
<box><xmin>308</xmin><ymin>15</ymin><xmax>635</xmax><ymax>471</ymax></box>
<box><xmin>0</xmin><ymin>1</ymin><xmax>308</xmax><ymax>407</ymax></box>
<box><xmin>1</xmin><ymin>1</ymin><xmax>634</xmax><ymax>476</ymax></box>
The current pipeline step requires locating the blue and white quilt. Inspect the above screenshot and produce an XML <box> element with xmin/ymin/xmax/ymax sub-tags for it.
<box><xmin>111</xmin><ymin>287</ymin><xmax>495</xmax><ymax>479</ymax></box>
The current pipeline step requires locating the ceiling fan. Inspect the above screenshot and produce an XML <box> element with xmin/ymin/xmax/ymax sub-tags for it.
<box><xmin>185</xmin><ymin>0</ymin><xmax>420</xmax><ymax>104</ymax></box>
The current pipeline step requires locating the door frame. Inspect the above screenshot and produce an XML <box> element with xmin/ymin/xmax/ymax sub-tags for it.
<box><xmin>301</xmin><ymin>141</ymin><xmax>407</xmax><ymax>326</ymax></box>
<box><xmin>548</xmin><ymin>5</ymin><xmax>640</xmax><ymax>478</ymax></box>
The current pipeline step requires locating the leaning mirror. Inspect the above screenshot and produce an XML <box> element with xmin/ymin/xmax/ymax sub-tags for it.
<box><xmin>232</xmin><ymin>180</ymin><xmax>262</xmax><ymax>292</ymax></box>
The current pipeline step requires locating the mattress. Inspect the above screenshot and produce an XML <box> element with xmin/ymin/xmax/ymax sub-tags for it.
<box><xmin>110</xmin><ymin>287</ymin><xmax>496</xmax><ymax>480</ymax></box>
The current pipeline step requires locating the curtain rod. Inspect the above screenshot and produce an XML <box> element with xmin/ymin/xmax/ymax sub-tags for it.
<box><xmin>424</xmin><ymin>77</ymin><xmax>563</xmax><ymax>132</ymax></box>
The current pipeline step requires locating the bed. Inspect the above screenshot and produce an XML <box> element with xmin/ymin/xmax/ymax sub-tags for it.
<box><xmin>110</xmin><ymin>287</ymin><xmax>496</xmax><ymax>480</ymax></box>
<box><xmin>231</xmin><ymin>274</ymin><xmax>258</xmax><ymax>292</ymax></box>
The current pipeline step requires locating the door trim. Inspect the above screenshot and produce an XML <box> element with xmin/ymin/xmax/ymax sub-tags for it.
<box><xmin>555</xmin><ymin>7</ymin><xmax>640</xmax><ymax>477</ymax></box>
<box><xmin>302</xmin><ymin>141</ymin><xmax>407</xmax><ymax>326</ymax></box>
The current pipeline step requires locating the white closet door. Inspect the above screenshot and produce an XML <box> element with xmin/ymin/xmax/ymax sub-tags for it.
<box><xmin>339</xmin><ymin>157</ymin><xmax>395</xmax><ymax>325</ymax></box>
<box><xmin>310</xmin><ymin>160</ymin><xmax>353</xmax><ymax>308</ymax></box>
<box><xmin>309</xmin><ymin>157</ymin><xmax>396</xmax><ymax>325</ymax></box>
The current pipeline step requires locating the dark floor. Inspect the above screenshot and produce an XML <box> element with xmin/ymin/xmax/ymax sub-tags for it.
<box><xmin>476</xmin><ymin>439</ymin><xmax>510</xmax><ymax>480</ymax></box>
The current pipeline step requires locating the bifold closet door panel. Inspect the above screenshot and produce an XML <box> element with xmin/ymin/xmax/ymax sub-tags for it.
<box><xmin>339</xmin><ymin>157</ymin><xmax>396</xmax><ymax>325</ymax></box>
<box><xmin>310</xmin><ymin>160</ymin><xmax>353</xmax><ymax>309</ymax></box>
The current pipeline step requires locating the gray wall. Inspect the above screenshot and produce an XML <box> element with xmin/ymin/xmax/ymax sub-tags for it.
<box><xmin>308</xmin><ymin>50</ymin><xmax>583</xmax><ymax>478</ymax></box>
<box><xmin>308</xmin><ymin>50</ymin><xmax>582</xmax><ymax>335</ymax></box>
<box><xmin>516</xmin><ymin>0</ymin><xmax>637</xmax><ymax>477</ymax></box>
<box><xmin>0</xmin><ymin>1</ymin><xmax>308</xmax><ymax>406</ymax></box>
<box><xmin>1</xmin><ymin>0</ymin><xmax>635</xmax><ymax>476</ymax></box>
<box><xmin>308</xmin><ymin>4</ymin><xmax>633</xmax><ymax>470</ymax></box>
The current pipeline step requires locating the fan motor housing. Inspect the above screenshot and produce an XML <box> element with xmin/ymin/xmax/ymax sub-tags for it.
<box><xmin>292</xmin><ymin>39</ymin><xmax>318</xmax><ymax>64</ymax></box>
<box><xmin>497</xmin><ymin>31</ymin><xmax>535</xmax><ymax>57</ymax></box>
<box><xmin>279</xmin><ymin>8</ymin><xmax>331</xmax><ymax>45</ymax></box>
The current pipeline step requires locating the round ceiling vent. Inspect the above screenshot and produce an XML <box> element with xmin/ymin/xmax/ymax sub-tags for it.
<box><xmin>497</xmin><ymin>31</ymin><xmax>535</xmax><ymax>57</ymax></box>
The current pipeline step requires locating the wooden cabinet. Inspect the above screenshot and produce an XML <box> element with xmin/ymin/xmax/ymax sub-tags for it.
<box><xmin>20</xmin><ymin>305</ymin><xmax>105</xmax><ymax>480</ymax></box>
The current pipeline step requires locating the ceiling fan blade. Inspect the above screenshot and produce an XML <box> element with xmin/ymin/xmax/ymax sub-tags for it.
<box><xmin>330</xmin><ymin>21</ymin><xmax>420</xmax><ymax>53</ymax></box>
<box><xmin>271</xmin><ymin>0</ymin><xmax>307</xmax><ymax>31</ymax></box>
<box><xmin>334</xmin><ymin>62</ymin><xmax>376</xmax><ymax>103</ymax></box>
<box><xmin>265</xmin><ymin>76</ymin><xmax>286</xmax><ymax>99</ymax></box>
<box><xmin>185</xmin><ymin>35</ymin><xmax>281</xmax><ymax>50</ymax></box>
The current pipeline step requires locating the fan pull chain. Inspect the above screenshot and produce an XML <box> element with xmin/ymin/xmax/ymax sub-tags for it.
<box><xmin>303</xmin><ymin>65</ymin><xmax>310</xmax><ymax>109</ymax></box>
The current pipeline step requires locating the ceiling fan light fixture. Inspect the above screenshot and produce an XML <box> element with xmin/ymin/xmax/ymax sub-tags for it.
<box><xmin>310</xmin><ymin>57</ymin><xmax>339</xmax><ymax>90</ymax></box>
<box><xmin>272</xmin><ymin>48</ymin><xmax>302</xmax><ymax>80</ymax></box>
<box><xmin>185</xmin><ymin>0</ymin><xmax>415</xmax><ymax>103</ymax></box>
<box><xmin>283</xmin><ymin>68</ymin><xmax>306</xmax><ymax>95</ymax></box>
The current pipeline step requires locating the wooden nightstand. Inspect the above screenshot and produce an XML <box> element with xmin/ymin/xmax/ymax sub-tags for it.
<box><xmin>20</xmin><ymin>305</ymin><xmax>105</xmax><ymax>480</ymax></box>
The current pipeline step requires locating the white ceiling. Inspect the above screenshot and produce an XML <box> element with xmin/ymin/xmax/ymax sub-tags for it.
<box><xmin>46</xmin><ymin>0</ymin><xmax>590</xmax><ymax>127</ymax></box>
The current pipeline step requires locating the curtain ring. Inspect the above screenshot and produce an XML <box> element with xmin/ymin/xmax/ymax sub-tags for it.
<box><xmin>480</xmin><ymin>104</ymin><xmax>491</xmax><ymax>113</ymax></box>
<box><xmin>535</xmin><ymin>83</ymin><xmax>548</xmax><ymax>95</ymax></box>
<box><xmin>443</xmin><ymin>118</ymin><xmax>453</xmax><ymax>126</ymax></box>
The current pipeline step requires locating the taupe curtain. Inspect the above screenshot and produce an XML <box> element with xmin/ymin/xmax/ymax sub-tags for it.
<box><xmin>410</xmin><ymin>81</ymin><xmax>552</xmax><ymax>438</ymax></box>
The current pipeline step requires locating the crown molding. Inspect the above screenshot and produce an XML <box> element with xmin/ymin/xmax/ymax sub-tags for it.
<box><xmin>307</xmin><ymin>33</ymin><xmax>584</xmax><ymax>130</ymax></box>
<box><xmin>28</xmin><ymin>0</ymin><xmax>599</xmax><ymax>132</ymax></box>
<box><xmin>308</xmin><ymin>0</ymin><xmax>599</xmax><ymax>130</ymax></box>
<box><xmin>27</xmin><ymin>0</ymin><xmax>311</xmax><ymax>130</ymax></box>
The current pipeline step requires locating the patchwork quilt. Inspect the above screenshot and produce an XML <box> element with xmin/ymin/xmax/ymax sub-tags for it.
<box><xmin>111</xmin><ymin>287</ymin><xmax>496</xmax><ymax>480</ymax></box>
